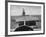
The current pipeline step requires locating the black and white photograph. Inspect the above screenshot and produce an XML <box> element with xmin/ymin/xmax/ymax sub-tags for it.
<box><xmin>10</xmin><ymin>5</ymin><xmax>41</xmax><ymax>31</ymax></box>
<box><xmin>7</xmin><ymin>1</ymin><xmax>45</xmax><ymax>35</ymax></box>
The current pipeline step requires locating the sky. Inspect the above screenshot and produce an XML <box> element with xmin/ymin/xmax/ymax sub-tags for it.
<box><xmin>10</xmin><ymin>5</ymin><xmax>41</xmax><ymax>16</ymax></box>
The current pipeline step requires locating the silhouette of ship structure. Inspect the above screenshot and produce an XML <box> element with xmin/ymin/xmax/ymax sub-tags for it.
<box><xmin>13</xmin><ymin>8</ymin><xmax>40</xmax><ymax>31</ymax></box>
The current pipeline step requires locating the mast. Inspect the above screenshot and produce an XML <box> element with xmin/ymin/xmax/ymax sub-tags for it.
<box><xmin>22</xmin><ymin>8</ymin><xmax>25</xmax><ymax>16</ymax></box>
